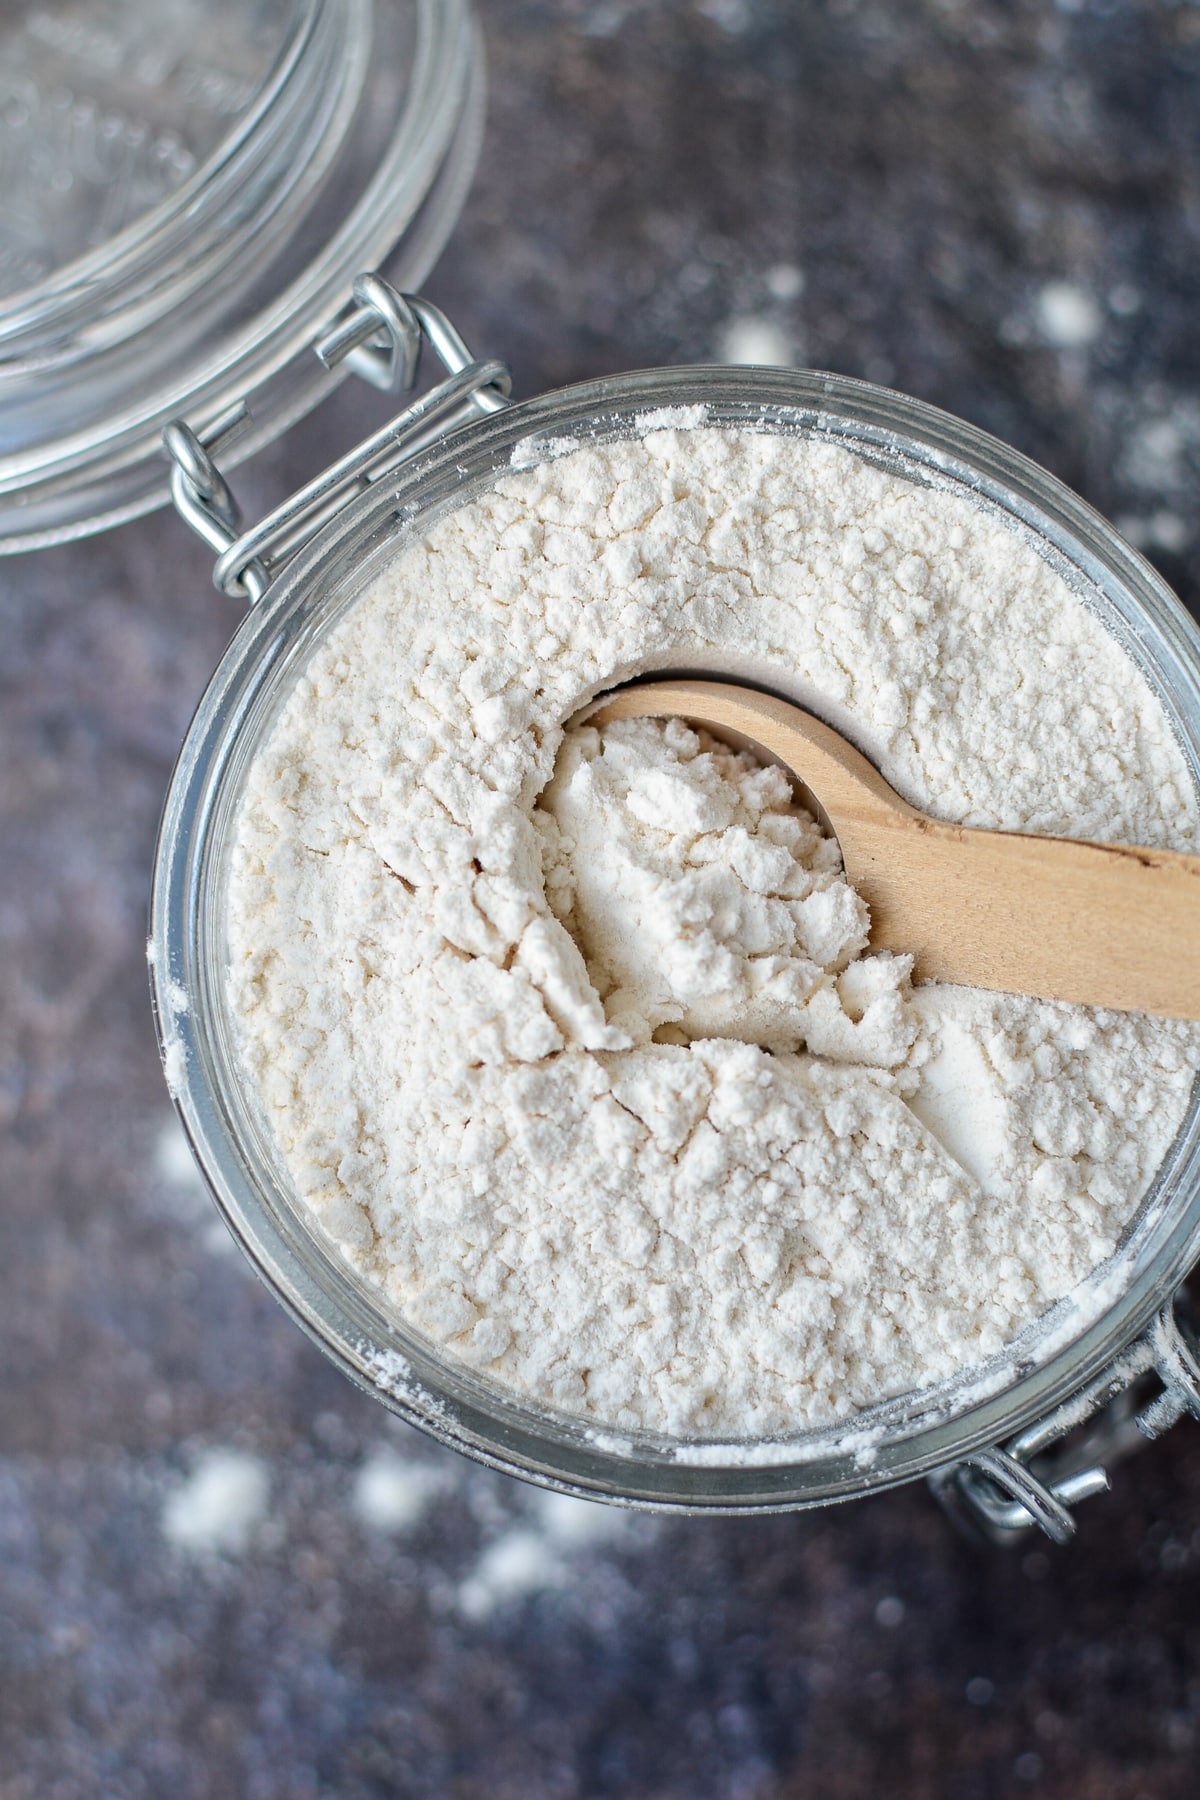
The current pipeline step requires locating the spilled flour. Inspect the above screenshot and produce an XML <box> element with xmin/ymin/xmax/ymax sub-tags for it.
<box><xmin>225</xmin><ymin>420</ymin><xmax>1199</xmax><ymax>1439</ymax></box>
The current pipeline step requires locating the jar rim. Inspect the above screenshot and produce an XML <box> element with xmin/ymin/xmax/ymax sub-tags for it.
<box><xmin>150</xmin><ymin>364</ymin><xmax>1200</xmax><ymax>1510</ymax></box>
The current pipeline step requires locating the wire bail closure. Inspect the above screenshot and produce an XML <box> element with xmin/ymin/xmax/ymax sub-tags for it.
<box><xmin>163</xmin><ymin>275</ymin><xmax>512</xmax><ymax>603</ymax></box>
<box><xmin>929</xmin><ymin>1284</ymin><xmax>1200</xmax><ymax>1543</ymax></box>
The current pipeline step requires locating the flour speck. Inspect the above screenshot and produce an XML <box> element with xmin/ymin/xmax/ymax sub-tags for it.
<box><xmin>162</xmin><ymin>1449</ymin><xmax>270</xmax><ymax>1556</ymax></box>
<box><xmin>352</xmin><ymin>1447</ymin><xmax>448</xmax><ymax>1533</ymax></box>
<box><xmin>765</xmin><ymin>262</ymin><xmax>805</xmax><ymax>302</ymax></box>
<box><xmin>1035</xmin><ymin>279</ymin><xmax>1102</xmax><ymax>348</ymax></box>
<box><xmin>457</xmin><ymin>1529</ymin><xmax>563</xmax><ymax>1620</ymax></box>
<box><xmin>716</xmin><ymin>314</ymin><xmax>794</xmax><ymax>366</ymax></box>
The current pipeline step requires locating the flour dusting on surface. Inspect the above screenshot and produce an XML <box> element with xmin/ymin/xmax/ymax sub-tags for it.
<box><xmin>162</xmin><ymin>1449</ymin><xmax>270</xmax><ymax>1556</ymax></box>
<box><xmin>352</xmin><ymin>1447</ymin><xmax>448</xmax><ymax>1534</ymax></box>
<box><xmin>224</xmin><ymin>423</ymin><xmax>1199</xmax><ymax>1440</ymax></box>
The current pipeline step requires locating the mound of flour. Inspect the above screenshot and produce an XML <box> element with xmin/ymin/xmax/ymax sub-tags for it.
<box><xmin>537</xmin><ymin>715</ymin><xmax>915</xmax><ymax>1060</ymax></box>
<box><xmin>226</xmin><ymin>421</ymin><xmax>1199</xmax><ymax>1438</ymax></box>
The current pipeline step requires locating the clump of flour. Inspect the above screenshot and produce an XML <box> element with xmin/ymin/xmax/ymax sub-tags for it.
<box><xmin>226</xmin><ymin>422</ymin><xmax>1199</xmax><ymax>1439</ymax></box>
<box><xmin>536</xmin><ymin>715</ymin><xmax>914</xmax><ymax>1062</ymax></box>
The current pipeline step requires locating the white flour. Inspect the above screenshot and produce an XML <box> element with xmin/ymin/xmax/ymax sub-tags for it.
<box><xmin>225</xmin><ymin>421</ymin><xmax>1199</xmax><ymax>1439</ymax></box>
<box><xmin>162</xmin><ymin>1449</ymin><xmax>270</xmax><ymax>1557</ymax></box>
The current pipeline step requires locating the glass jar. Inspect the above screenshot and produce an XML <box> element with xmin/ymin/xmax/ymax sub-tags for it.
<box><xmin>0</xmin><ymin>0</ymin><xmax>482</xmax><ymax>546</ymax></box>
<box><xmin>147</xmin><ymin>302</ymin><xmax>1200</xmax><ymax>1544</ymax></box>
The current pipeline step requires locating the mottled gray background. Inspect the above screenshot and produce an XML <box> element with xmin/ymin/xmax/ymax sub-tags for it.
<box><xmin>4</xmin><ymin>2</ymin><xmax>1200</xmax><ymax>1796</ymax></box>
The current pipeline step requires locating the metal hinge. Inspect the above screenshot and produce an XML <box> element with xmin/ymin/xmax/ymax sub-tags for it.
<box><xmin>163</xmin><ymin>273</ymin><xmax>511</xmax><ymax>603</ymax></box>
<box><xmin>929</xmin><ymin>1283</ymin><xmax>1200</xmax><ymax>1544</ymax></box>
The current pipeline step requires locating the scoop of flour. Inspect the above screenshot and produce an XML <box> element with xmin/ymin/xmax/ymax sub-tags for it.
<box><xmin>535</xmin><ymin>716</ymin><xmax>917</xmax><ymax>1066</ymax></box>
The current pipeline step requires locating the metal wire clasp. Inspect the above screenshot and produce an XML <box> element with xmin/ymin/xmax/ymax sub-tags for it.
<box><xmin>930</xmin><ymin>1284</ymin><xmax>1200</xmax><ymax>1544</ymax></box>
<box><xmin>164</xmin><ymin>274</ymin><xmax>512</xmax><ymax>603</ymax></box>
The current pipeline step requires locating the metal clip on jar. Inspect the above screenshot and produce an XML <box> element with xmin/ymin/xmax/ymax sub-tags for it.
<box><xmin>5</xmin><ymin>2</ymin><xmax>1199</xmax><ymax>1546</ymax></box>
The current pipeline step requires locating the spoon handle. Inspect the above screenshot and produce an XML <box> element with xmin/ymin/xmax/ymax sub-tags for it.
<box><xmin>588</xmin><ymin>679</ymin><xmax>1200</xmax><ymax>1019</ymax></box>
<box><xmin>853</xmin><ymin>816</ymin><xmax>1200</xmax><ymax>1018</ymax></box>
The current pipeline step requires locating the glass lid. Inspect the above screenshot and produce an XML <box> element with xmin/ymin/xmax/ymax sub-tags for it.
<box><xmin>0</xmin><ymin>0</ymin><xmax>483</xmax><ymax>550</ymax></box>
<box><xmin>0</xmin><ymin>0</ymin><xmax>300</xmax><ymax>299</ymax></box>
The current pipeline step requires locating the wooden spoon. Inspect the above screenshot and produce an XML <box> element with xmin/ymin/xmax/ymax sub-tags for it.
<box><xmin>585</xmin><ymin>678</ymin><xmax>1200</xmax><ymax>1020</ymax></box>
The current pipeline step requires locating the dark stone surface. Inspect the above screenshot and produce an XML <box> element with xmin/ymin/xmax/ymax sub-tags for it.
<box><xmin>3</xmin><ymin>2</ymin><xmax>1200</xmax><ymax>1795</ymax></box>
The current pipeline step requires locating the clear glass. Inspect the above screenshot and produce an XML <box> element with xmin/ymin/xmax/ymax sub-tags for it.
<box><xmin>0</xmin><ymin>0</ymin><xmax>483</xmax><ymax>549</ymax></box>
<box><xmin>0</xmin><ymin>0</ymin><xmax>311</xmax><ymax>308</ymax></box>
<box><xmin>150</xmin><ymin>367</ymin><xmax>1200</xmax><ymax>1512</ymax></box>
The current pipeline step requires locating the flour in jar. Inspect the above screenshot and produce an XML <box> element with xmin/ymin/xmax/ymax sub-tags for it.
<box><xmin>225</xmin><ymin>420</ymin><xmax>1200</xmax><ymax>1438</ymax></box>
